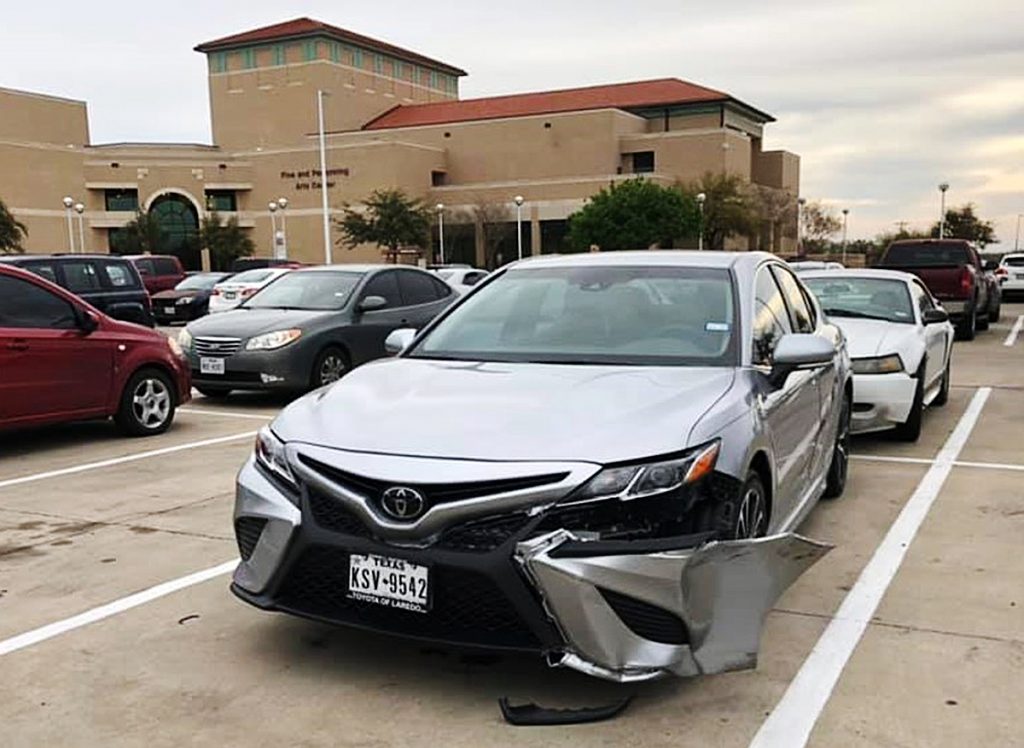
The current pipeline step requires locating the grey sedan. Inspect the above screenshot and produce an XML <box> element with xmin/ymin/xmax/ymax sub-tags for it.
<box><xmin>179</xmin><ymin>265</ymin><xmax>455</xmax><ymax>397</ymax></box>
<box><xmin>231</xmin><ymin>251</ymin><xmax>852</xmax><ymax>682</ymax></box>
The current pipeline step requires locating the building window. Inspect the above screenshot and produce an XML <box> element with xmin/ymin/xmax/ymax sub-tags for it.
<box><xmin>374</xmin><ymin>54</ymin><xmax>384</xmax><ymax>75</ymax></box>
<box><xmin>104</xmin><ymin>189</ymin><xmax>138</xmax><ymax>212</ymax></box>
<box><xmin>429</xmin><ymin>70</ymin><xmax>438</xmax><ymax>89</ymax></box>
<box><xmin>303</xmin><ymin>41</ymin><xmax>318</xmax><ymax>62</ymax></box>
<box><xmin>272</xmin><ymin>45</ymin><xmax>286</xmax><ymax>66</ymax></box>
<box><xmin>205</xmin><ymin>190</ymin><xmax>237</xmax><ymax>213</ymax></box>
<box><xmin>393</xmin><ymin>59</ymin><xmax>404</xmax><ymax>79</ymax></box>
<box><xmin>631</xmin><ymin>151</ymin><xmax>656</xmax><ymax>174</ymax></box>
<box><xmin>353</xmin><ymin>48</ymin><xmax>363</xmax><ymax>68</ymax></box>
<box><xmin>210</xmin><ymin>52</ymin><xmax>228</xmax><ymax>73</ymax></box>
<box><xmin>241</xmin><ymin>48</ymin><xmax>256</xmax><ymax>69</ymax></box>
<box><xmin>330</xmin><ymin>42</ymin><xmax>341</xmax><ymax>63</ymax></box>
<box><xmin>431</xmin><ymin>171</ymin><xmax>448</xmax><ymax>187</ymax></box>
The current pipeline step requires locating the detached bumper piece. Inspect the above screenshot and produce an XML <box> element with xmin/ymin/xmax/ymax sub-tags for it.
<box><xmin>498</xmin><ymin>694</ymin><xmax>634</xmax><ymax>726</ymax></box>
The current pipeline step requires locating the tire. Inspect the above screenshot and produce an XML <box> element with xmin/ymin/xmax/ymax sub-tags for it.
<box><xmin>990</xmin><ymin>298</ymin><xmax>1001</xmax><ymax>324</ymax></box>
<box><xmin>823</xmin><ymin>394</ymin><xmax>851</xmax><ymax>499</ymax></box>
<box><xmin>196</xmin><ymin>386</ymin><xmax>232</xmax><ymax>399</ymax></box>
<box><xmin>115</xmin><ymin>368</ymin><xmax>177</xmax><ymax>436</ymax></box>
<box><xmin>311</xmin><ymin>346</ymin><xmax>349</xmax><ymax>389</ymax></box>
<box><xmin>893</xmin><ymin>365</ymin><xmax>925</xmax><ymax>442</ymax></box>
<box><xmin>956</xmin><ymin>309</ymin><xmax>976</xmax><ymax>341</ymax></box>
<box><xmin>977</xmin><ymin>311</ymin><xmax>989</xmax><ymax>331</ymax></box>
<box><xmin>701</xmin><ymin>471</ymin><xmax>769</xmax><ymax>540</ymax></box>
<box><xmin>934</xmin><ymin>355</ymin><xmax>951</xmax><ymax>407</ymax></box>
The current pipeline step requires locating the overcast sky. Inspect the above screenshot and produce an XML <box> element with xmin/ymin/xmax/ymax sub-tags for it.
<box><xmin>3</xmin><ymin>1</ymin><xmax>1022</xmax><ymax>249</ymax></box>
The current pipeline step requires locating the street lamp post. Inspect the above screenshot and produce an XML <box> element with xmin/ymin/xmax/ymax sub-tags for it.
<box><xmin>797</xmin><ymin>197</ymin><xmax>807</xmax><ymax>257</ymax></box>
<box><xmin>938</xmin><ymin>183</ymin><xmax>949</xmax><ymax>239</ymax></box>
<box><xmin>1015</xmin><ymin>213</ymin><xmax>1022</xmax><ymax>252</ymax></box>
<box><xmin>74</xmin><ymin>203</ymin><xmax>86</xmax><ymax>253</ymax></box>
<box><xmin>317</xmin><ymin>89</ymin><xmax>332</xmax><ymax>264</ymax></box>
<box><xmin>277</xmin><ymin>197</ymin><xmax>289</xmax><ymax>259</ymax></box>
<box><xmin>696</xmin><ymin>193</ymin><xmax>707</xmax><ymax>250</ymax></box>
<box><xmin>268</xmin><ymin>201</ymin><xmax>279</xmax><ymax>257</ymax></box>
<box><xmin>841</xmin><ymin>208</ymin><xmax>850</xmax><ymax>264</ymax></box>
<box><xmin>436</xmin><ymin>203</ymin><xmax>445</xmax><ymax>264</ymax></box>
<box><xmin>514</xmin><ymin>195</ymin><xmax>524</xmax><ymax>260</ymax></box>
<box><xmin>62</xmin><ymin>196</ymin><xmax>75</xmax><ymax>253</ymax></box>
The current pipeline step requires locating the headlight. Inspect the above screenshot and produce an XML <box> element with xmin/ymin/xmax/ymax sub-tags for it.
<box><xmin>255</xmin><ymin>426</ymin><xmax>297</xmax><ymax>489</ymax></box>
<box><xmin>176</xmin><ymin>296</ymin><xmax>195</xmax><ymax>305</ymax></box>
<box><xmin>851</xmin><ymin>354</ymin><xmax>903</xmax><ymax>375</ymax></box>
<box><xmin>569</xmin><ymin>441</ymin><xmax>720</xmax><ymax>504</ymax></box>
<box><xmin>245</xmin><ymin>329</ymin><xmax>302</xmax><ymax>351</ymax></box>
<box><xmin>167</xmin><ymin>336</ymin><xmax>184</xmax><ymax>357</ymax></box>
<box><xmin>177</xmin><ymin>328</ymin><xmax>192</xmax><ymax>352</ymax></box>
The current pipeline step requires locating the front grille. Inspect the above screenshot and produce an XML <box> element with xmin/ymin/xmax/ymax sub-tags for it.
<box><xmin>599</xmin><ymin>588</ymin><xmax>689</xmax><ymax>645</ymax></box>
<box><xmin>193</xmin><ymin>336</ymin><xmax>242</xmax><ymax>357</ymax></box>
<box><xmin>277</xmin><ymin>545</ymin><xmax>540</xmax><ymax>649</ymax></box>
<box><xmin>297</xmin><ymin>455</ymin><xmax>567</xmax><ymax>507</ymax></box>
<box><xmin>434</xmin><ymin>514</ymin><xmax>530</xmax><ymax>552</ymax></box>
<box><xmin>308</xmin><ymin>488</ymin><xmax>372</xmax><ymax>537</ymax></box>
<box><xmin>235</xmin><ymin>517</ymin><xmax>267</xmax><ymax>560</ymax></box>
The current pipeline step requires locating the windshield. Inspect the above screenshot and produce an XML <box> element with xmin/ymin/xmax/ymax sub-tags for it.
<box><xmin>804</xmin><ymin>277</ymin><xmax>914</xmax><ymax>324</ymax></box>
<box><xmin>228</xmin><ymin>269</ymin><xmax>276</xmax><ymax>284</ymax></box>
<box><xmin>1003</xmin><ymin>256</ymin><xmax>1024</xmax><ymax>267</ymax></box>
<box><xmin>409</xmin><ymin>265</ymin><xmax>737</xmax><ymax>366</ymax></box>
<box><xmin>244</xmin><ymin>271</ymin><xmax>362</xmax><ymax>311</ymax></box>
<box><xmin>176</xmin><ymin>273</ymin><xmax>226</xmax><ymax>291</ymax></box>
<box><xmin>884</xmin><ymin>242</ymin><xmax>970</xmax><ymax>266</ymax></box>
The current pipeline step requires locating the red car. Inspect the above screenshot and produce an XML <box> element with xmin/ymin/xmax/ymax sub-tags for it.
<box><xmin>126</xmin><ymin>254</ymin><xmax>187</xmax><ymax>295</ymax></box>
<box><xmin>0</xmin><ymin>264</ymin><xmax>191</xmax><ymax>436</ymax></box>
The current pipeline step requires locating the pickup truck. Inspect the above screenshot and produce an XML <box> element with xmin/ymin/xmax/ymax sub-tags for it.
<box><xmin>876</xmin><ymin>239</ymin><xmax>1001</xmax><ymax>340</ymax></box>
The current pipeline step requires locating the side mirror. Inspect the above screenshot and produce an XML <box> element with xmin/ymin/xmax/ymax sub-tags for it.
<box><xmin>769</xmin><ymin>334</ymin><xmax>835</xmax><ymax>386</ymax></box>
<box><xmin>78</xmin><ymin>309</ymin><xmax>100</xmax><ymax>334</ymax></box>
<box><xmin>384</xmin><ymin>328</ymin><xmax>417</xmax><ymax>356</ymax></box>
<box><xmin>357</xmin><ymin>295</ymin><xmax>388</xmax><ymax>313</ymax></box>
<box><xmin>922</xmin><ymin>308</ymin><xmax>949</xmax><ymax>325</ymax></box>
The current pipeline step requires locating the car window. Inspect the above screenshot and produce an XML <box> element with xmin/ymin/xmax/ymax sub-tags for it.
<box><xmin>753</xmin><ymin>267</ymin><xmax>793</xmax><ymax>365</ymax></box>
<box><xmin>804</xmin><ymin>276</ymin><xmax>915</xmax><ymax>324</ymax></box>
<box><xmin>103</xmin><ymin>262</ymin><xmax>139</xmax><ymax>289</ymax></box>
<box><xmin>464</xmin><ymin>272</ymin><xmax>486</xmax><ymax>286</ymax></box>
<box><xmin>771</xmin><ymin>266</ymin><xmax>815</xmax><ymax>333</ymax></box>
<box><xmin>62</xmin><ymin>261</ymin><xmax>102</xmax><ymax>293</ymax></box>
<box><xmin>23</xmin><ymin>262</ymin><xmax>58</xmax><ymax>283</ymax></box>
<box><xmin>133</xmin><ymin>258</ymin><xmax>156</xmax><ymax>275</ymax></box>
<box><xmin>911</xmin><ymin>281</ymin><xmax>935</xmax><ymax>314</ymax></box>
<box><xmin>398</xmin><ymin>270</ymin><xmax>441</xmax><ymax>306</ymax></box>
<box><xmin>0</xmin><ymin>276</ymin><xmax>79</xmax><ymax>329</ymax></box>
<box><xmin>431</xmin><ymin>276</ymin><xmax>453</xmax><ymax>298</ymax></box>
<box><xmin>154</xmin><ymin>257</ymin><xmax>179</xmax><ymax>275</ymax></box>
<box><xmin>177</xmin><ymin>273</ymin><xmax>227</xmax><ymax>291</ymax></box>
<box><xmin>884</xmin><ymin>242</ymin><xmax>971</xmax><ymax>266</ymax></box>
<box><xmin>361</xmin><ymin>271</ymin><xmax>402</xmax><ymax>309</ymax></box>
<box><xmin>1003</xmin><ymin>256</ymin><xmax>1024</xmax><ymax>267</ymax></box>
<box><xmin>229</xmin><ymin>269</ymin><xmax>274</xmax><ymax>284</ymax></box>
<box><xmin>245</xmin><ymin>271</ymin><xmax>362</xmax><ymax>311</ymax></box>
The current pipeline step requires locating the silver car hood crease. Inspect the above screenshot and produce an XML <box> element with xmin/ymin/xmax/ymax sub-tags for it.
<box><xmin>272</xmin><ymin>359</ymin><xmax>737</xmax><ymax>463</ymax></box>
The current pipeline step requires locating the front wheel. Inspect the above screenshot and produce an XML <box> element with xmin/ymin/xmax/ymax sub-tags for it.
<box><xmin>956</xmin><ymin>309</ymin><xmax>976</xmax><ymax>341</ymax></box>
<box><xmin>990</xmin><ymin>298</ymin><xmax>1001</xmax><ymax>324</ymax></box>
<box><xmin>934</xmin><ymin>355</ymin><xmax>951</xmax><ymax>407</ymax></box>
<box><xmin>700</xmin><ymin>471</ymin><xmax>769</xmax><ymax>540</ymax></box>
<box><xmin>823</xmin><ymin>394</ymin><xmax>851</xmax><ymax>499</ymax></box>
<box><xmin>311</xmin><ymin>346</ymin><xmax>349</xmax><ymax>389</ymax></box>
<box><xmin>115</xmin><ymin>369</ymin><xmax>176</xmax><ymax>436</ymax></box>
<box><xmin>893</xmin><ymin>366</ymin><xmax>925</xmax><ymax>442</ymax></box>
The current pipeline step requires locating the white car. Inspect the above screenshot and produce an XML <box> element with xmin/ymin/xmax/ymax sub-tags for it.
<box><xmin>997</xmin><ymin>253</ymin><xmax>1024</xmax><ymax>296</ymax></box>
<box><xmin>433</xmin><ymin>267</ymin><xmax>489</xmax><ymax>294</ymax></box>
<box><xmin>803</xmin><ymin>269</ymin><xmax>954</xmax><ymax>441</ymax></box>
<box><xmin>789</xmin><ymin>260</ymin><xmax>844</xmax><ymax>273</ymax></box>
<box><xmin>208</xmin><ymin>268</ymin><xmax>292</xmax><ymax>313</ymax></box>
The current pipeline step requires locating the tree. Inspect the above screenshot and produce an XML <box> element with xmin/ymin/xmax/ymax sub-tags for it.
<box><xmin>200</xmin><ymin>212</ymin><xmax>254</xmax><ymax>270</ymax></box>
<box><xmin>751</xmin><ymin>186</ymin><xmax>797</xmax><ymax>253</ymax></box>
<box><xmin>336</xmin><ymin>189</ymin><xmax>432</xmax><ymax>261</ymax></box>
<box><xmin>0</xmin><ymin>199</ymin><xmax>28</xmax><ymax>253</ymax></box>
<box><xmin>800</xmin><ymin>201</ymin><xmax>842</xmax><ymax>254</ymax></box>
<box><xmin>454</xmin><ymin>198</ymin><xmax>513</xmax><ymax>269</ymax></box>
<box><xmin>929</xmin><ymin>203</ymin><xmax>997</xmax><ymax>247</ymax></box>
<box><xmin>681</xmin><ymin>172</ymin><xmax>757</xmax><ymax>251</ymax></box>
<box><xmin>115</xmin><ymin>211</ymin><xmax>165</xmax><ymax>254</ymax></box>
<box><xmin>567</xmin><ymin>178</ymin><xmax>698</xmax><ymax>252</ymax></box>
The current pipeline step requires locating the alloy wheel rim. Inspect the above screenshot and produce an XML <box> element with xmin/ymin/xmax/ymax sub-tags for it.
<box><xmin>132</xmin><ymin>378</ymin><xmax>171</xmax><ymax>428</ymax></box>
<box><xmin>319</xmin><ymin>355</ymin><xmax>346</xmax><ymax>385</ymax></box>
<box><xmin>735</xmin><ymin>486</ymin><xmax>767</xmax><ymax>539</ymax></box>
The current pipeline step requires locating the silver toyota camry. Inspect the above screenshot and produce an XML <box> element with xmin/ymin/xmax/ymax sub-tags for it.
<box><xmin>232</xmin><ymin>251</ymin><xmax>852</xmax><ymax>683</ymax></box>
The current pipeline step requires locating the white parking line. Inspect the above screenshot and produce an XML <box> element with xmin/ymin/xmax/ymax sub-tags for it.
<box><xmin>853</xmin><ymin>454</ymin><xmax>1024</xmax><ymax>473</ymax></box>
<box><xmin>0</xmin><ymin>560</ymin><xmax>237</xmax><ymax>657</ymax></box>
<box><xmin>750</xmin><ymin>387</ymin><xmax>991</xmax><ymax>748</ymax></box>
<box><xmin>0</xmin><ymin>432</ymin><xmax>256</xmax><ymax>490</ymax></box>
<box><xmin>955</xmin><ymin>459</ymin><xmax>1024</xmax><ymax>473</ymax></box>
<box><xmin>179</xmin><ymin>408</ymin><xmax>274</xmax><ymax>421</ymax></box>
<box><xmin>1005</xmin><ymin>315</ymin><xmax>1024</xmax><ymax>347</ymax></box>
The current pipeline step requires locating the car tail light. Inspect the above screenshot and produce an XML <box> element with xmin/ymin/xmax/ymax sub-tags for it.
<box><xmin>960</xmin><ymin>267</ymin><xmax>973</xmax><ymax>294</ymax></box>
<box><xmin>996</xmin><ymin>267</ymin><xmax>1008</xmax><ymax>278</ymax></box>
<box><xmin>241</xmin><ymin>287</ymin><xmax>257</xmax><ymax>297</ymax></box>
<box><xmin>211</xmin><ymin>288</ymin><xmax>221</xmax><ymax>296</ymax></box>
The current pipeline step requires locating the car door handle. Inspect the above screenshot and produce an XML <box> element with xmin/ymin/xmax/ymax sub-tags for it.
<box><xmin>4</xmin><ymin>340</ymin><xmax>29</xmax><ymax>351</ymax></box>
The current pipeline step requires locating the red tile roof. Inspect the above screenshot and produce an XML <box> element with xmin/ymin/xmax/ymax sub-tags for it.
<box><xmin>361</xmin><ymin>78</ymin><xmax>748</xmax><ymax>130</ymax></box>
<box><xmin>194</xmin><ymin>18</ymin><xmax>467</xmax><ymax>77</ymax></box>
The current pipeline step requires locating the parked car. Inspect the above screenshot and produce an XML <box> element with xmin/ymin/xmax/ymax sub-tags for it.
<box><xmin>789</xmin><ymin>260</ymin><xmax>844</xmax><ymax>273</ymax></box>
<box><xmin>181</xmin><ymin>265</ymin><xmax>456</xmax><ymax>397</ymax></box>
<box><xmin>229</xmin><ymin>257</ymin><xmax>306</xmax><ymax>273</ymax></box>
<box><xmin>230</xmin><ymin>251</ymin><xmax>850</xmax><ymax>683</ymax></box>
<box><xmin>876</xmin><ymin>239</ymin><xmax>998</xmax><ymax>340</ymax></box>
<box><xmin>433</xmin><ymin>267</ymin><xmax>489</xmax><ymax>294</ymax></box>
<box><xmin>803</xmin><ymin>269</ymin><xmax>954</xmax><ymax>441</ymax></box>
<box><xmin>0</xmin><ymin>254</ymin><xmax>154</xmax><ymax>327</ymax></box>
<box><xmin>208</xmin><ymin>267</ymin><xmax>292</xmax><ymax>314</ymax></box>
<box><xmin>152</xmin><ymin>272</ymin><xmax>233</xmax><ymax>325</ymax></box>
<box><xmin>0</xmin><ymin>263</ymin><xmax>190</xmax><ymax>435</ymax></box>
<box><xmin>125</xmin><ymin>254</ymin><xmax>186</xmax><ymax>295</ymax></box>
<box><xmin>997</xmin><ymin>253</ymin><xmax>1024</xmax><ymax>298</ymax></box>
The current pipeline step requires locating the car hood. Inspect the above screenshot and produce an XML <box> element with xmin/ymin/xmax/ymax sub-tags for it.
<box><xmin>273</xmin><ymin>358</ymin><xmax>736</xmax><ymax>463</ymax></box>
<box><xmin>830</xmin><ymin>318</ymin><xmax>918</xmax><ymax>359</ymax></box>
<box><xmin>186</xmin><ymin>308</ymin><xmax>329</xmax><ymax>338</ymax></box>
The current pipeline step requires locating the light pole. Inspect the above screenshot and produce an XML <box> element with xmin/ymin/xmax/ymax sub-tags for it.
<box><xmin>514</xmin><ymin>195</ymin><xmax>524</xmax><ymax>260</ymax></box>
<box><xmin>797</xmin><ymin>197</ymin><xmax>807</xmax><ymax>256</ymax></box>
<box><xmin>1015</xmin><ymin>213</ymin><xmax>1022</xmax><ymax>252</ymax></box>
<box><xmin>938</xmin><ymin>183</ymin><xmax>949</xmax><ymax>239</ymax></box>
<box><xmin>317</xmin><ymin>89</ymin><xmax>332</xmax><ymax>264</ymax></box>
<box><xmin>62</xmin><ymin>196</ymin><xmax>75</xmax><ymax>253</ymax></box>
<box><xmin>841</xmin><ymin>208</ymin><xmax>850</xmax><ymax>264</ymax></box>
<box><xmin>436</xmin><ymin>203</ymin><xmax>445</xmax><ymax>264</ymax></box>
<box><xmin>74</xmin><ymin>202</ymin><xmax>86</xmax><ymax>253</ymax></box>
<box><xmin>696</xmin><ymin>192</ymin><xmax>707</xmax><ymax>250</ymax></box>
<box><xmin>268</xmin><ymin>201</ymin><xmax>279</xmax><ymax>257</ymax></box>
<box><xmin>277</xmin><ymin>197</ymin><xmax>289</xmax><ymax>259</ymax></box>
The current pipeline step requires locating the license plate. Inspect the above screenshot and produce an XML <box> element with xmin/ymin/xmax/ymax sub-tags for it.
<box><xmin>163</xmin><ymin>306</ymin><xmax>176</xmax><ymax>316</ymax></box>
<box><xmin>1016</xmin><ymin>273</ymin><xmax>1024</xmax><ymax>280</ymax></box>
<box><xmin>223</xmin><ymin>292</ymin><xmax>237</xmax><ymax>300</ymax></box>
<box><xmin>348</xmin><ymin>553</ymin><xmax>430</xmax><ymax>613</ymax></box>
<box><xmin>200</xmin><ymin>357</ymin><xmax>226</xmax><ymax>375</ymax></box>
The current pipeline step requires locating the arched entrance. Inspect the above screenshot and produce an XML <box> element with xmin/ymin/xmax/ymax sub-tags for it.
<box><xmin>149</xmin><ymin>193</ymin><xmax>200</xmax><ymax>269</ymax></box>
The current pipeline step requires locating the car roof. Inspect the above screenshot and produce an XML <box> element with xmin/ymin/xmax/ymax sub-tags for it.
<box><xmin>801</xmin><ymin>268</ymin><xmax>919</xmax><ymax>283</ymax></box>
<box><xmin>0</xmin><ymin>253</ymin><xmax>130</xmax><ymax>262</ymax></box>
<box><xmin>505</xmin><ymin>250</ymin><xmax>777</xmax><ymax>270</ymax></box>
<box><xmin>297</xmin><ymin>264</ymin><xmax>433</xmax><ymax>273</ymax></box>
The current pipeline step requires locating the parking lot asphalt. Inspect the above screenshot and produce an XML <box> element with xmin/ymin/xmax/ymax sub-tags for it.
<box><xmin>2</xmin><ymin>308</ymin><xmax>1022</xmax><ymax>747</ymax></box>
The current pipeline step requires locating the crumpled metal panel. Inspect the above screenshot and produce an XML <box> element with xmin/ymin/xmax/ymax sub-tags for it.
<box><xmin>517</xmin><ymin>532</ymin><xmax>831</xmax><ymax>681</ymax></box>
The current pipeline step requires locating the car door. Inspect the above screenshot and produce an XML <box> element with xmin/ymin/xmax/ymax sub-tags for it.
<box><xmin>0</xmin><ymin>274</ymin><xmax>113</xmax><ymax>427</ymax></box>
<box><xmin>752</xmin><ymin>265</ymin><xmax>822</xmax><ymax>520</ymax></box>
<box><xmin>347</xmin><ymin>270</ymin><xmax>410</xmax><ymax>365</ymax></box>
<box><xmin>396</xmin><ymin>269</ymin><xmax>455</xmax><ymax>327</ymax></box>
<box><xmin>911</xmin><ymin>279</ymin><xmax>949</xmax><ymax>387</ymax></box>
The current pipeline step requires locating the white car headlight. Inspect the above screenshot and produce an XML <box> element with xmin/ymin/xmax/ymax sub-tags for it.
<box><xmin>245</xmin><ymin>329</ymin><xmax>302</xmax><ymax>351</ymax></box>
<box><xmin>255</xmin><ymin>426</ymin><xmax>297</xmax><ymax>489</ymax></box>
<box><xmin>177</xmin><ymin>328</ymin><xmax>192</xmax><ymax>352</ymax></box>
<box><xmin>851</xmin><ymin>354</ymin><xmax>903</xmax><ymax>375</ymax></box>
<box><xmin>176</xmin><ymin>296</ymin><xmax>195</xmax><ymax>305</ymax></box>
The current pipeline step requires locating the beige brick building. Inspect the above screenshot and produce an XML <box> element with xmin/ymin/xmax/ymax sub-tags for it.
<box><xmin>0</xmin><ymin>17</ymin><xmax>800</xmax><ymax>268</ymax></box>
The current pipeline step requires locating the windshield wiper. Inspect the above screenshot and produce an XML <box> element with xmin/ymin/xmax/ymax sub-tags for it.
<box><xmin>823</xmin><ymin>308</ymin><xmax>894</xmax><ymax>322</ymax></box>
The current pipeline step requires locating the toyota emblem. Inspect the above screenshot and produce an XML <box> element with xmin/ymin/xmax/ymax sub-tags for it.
<box><xmin>381</xmin><ymin>486</ymin><xmax>426</xmax><ymax>521</ymax></box>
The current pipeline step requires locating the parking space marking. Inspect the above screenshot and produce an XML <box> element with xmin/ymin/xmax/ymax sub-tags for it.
<box><xmin>178</xmin><ymin>408</ymin><xmax>274</xmax><ymax>421</ymax></box>
<box><xmin>853</xmin><ymin>454</ymin><xmax>1024</xmax><ymax>473</ymax></box>
<box><xmin>851</xmin><ymin>454</ymin><xmax>933</xmax><ymax>466</ymax></box>
<box><xmin>0</xmin><ymin>432</ymin><xmax>256</xmax><ymax>490</ymax></box>
<box><xmin>750</xmin><ymin>387</ymin><xmax>991</xmax><ymax>748</ymax></box>
<box><xmin>0</xmin><ymin>560</ymin><xmax>237</xmax><ymax>657</ymax></box>
<box><xmin>1005</xmin><ymin>315</ymin><xmax>1024</xmax><ymax>347</ymax></box>
<box><xmin>955</xmin><ymin>459</ymin><xmax>1024</xmax><ymax>473</ymax></box>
